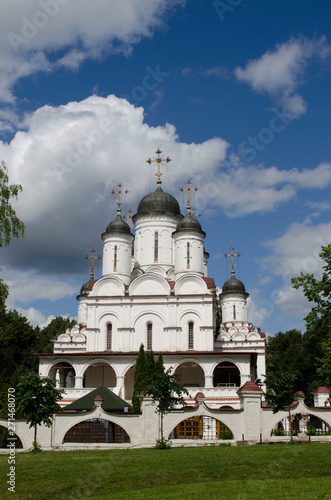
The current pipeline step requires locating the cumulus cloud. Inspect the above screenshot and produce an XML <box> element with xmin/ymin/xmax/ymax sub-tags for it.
<box><xmin>2</xmin><ymin>268</ymin><xmax>77</xmax><ymax>305</ymax></box>
<box><xmin>194</xmin><ymin>162</ymin><xmax>331</xmax><ymax>217</ymax></box>
<box><xmin>259</xmin><ymin>220</ymin><xmax>331</xmax><ymax>319</ymax></box>
<box><xmin>0</xmin><ymin>0</ymin><xmax>184</xmax><ymax>106</ymax></box>
<box><xmin>0</xmin><ymin>94</ymin><xmax>228</xmax><ymax>279</ymax></box>
<box><xmin>235</xmin><ymin>36</ymin><xmax>331</xmax><ymax>117</ymax></box>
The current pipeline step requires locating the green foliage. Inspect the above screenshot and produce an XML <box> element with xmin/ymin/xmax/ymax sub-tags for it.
<box><xmin>306</xmin><ymin>425</ymin><xmax>316</xmax><ymax>436</ymax></box>
<box><xmin>291</xmin><ymin>244</ymin><xmax>331</xmax><ymax>391</ymax></box>
<box><xmin>132</xmin><ymin>343</ymin><xmax>147</xmax><ymax>412</ymax></box>
<box><xmin>17</xmin><ymin>372</ymin><xmax>63</xmax><ymax>443</ymax></box>
<box><xmin>0</xmin><ymin>161</ymin><xmax>25</xmax><ymax>248</ymax></box>
<box><xmin>291</xmin><ymin>244</ymin><xmax>331</xmax><ymax>327</ymax></box>
<box><xmin>264</xmin><ymin>372</ymin><xmax>296</xmax><ymax>413</ymax></box>
<box><xmin>36</xmin><ymin>316</ymin><xmax>76</xmax><ymax>353</ymax></box>
<box><xmin>154</xmin><ymin>438</ymin><xmax>172</xmax><ymax>449</ymax></box>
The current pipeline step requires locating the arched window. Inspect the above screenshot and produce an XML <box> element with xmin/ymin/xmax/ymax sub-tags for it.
<box><xmin>154</xmin><ymin>231</ymin><xmax>159</xmax><ymax>263</ymax></box>
<box><xmin>233</xmin><ymin>304</ymin><xmax>236</xmax><ymax>320</ymax></box>
<box><xmin>106</xmin><ymin>323</ymin><xmax>112</xmax><ymax>351</ymax></box>
<box><xmin>188</xmin><ymin>321</ymin><xmax>194</xmax><ymax>350</ymax></box>
<box><xmin>147</xmin><ymin>323</ymin><xmax>152</xmax><ymax>350</ymax></box>
<box><xmin>187</xmin><ymin>242</ymin><xmax>190</xmax><ymax>269</ymax></box>
<box><xmin>114</xmin><ymin>245</ymin><xmax>117</xmax><ymax>272</ymax></box>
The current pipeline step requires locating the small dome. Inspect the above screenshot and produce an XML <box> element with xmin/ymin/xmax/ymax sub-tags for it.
<box><xmin>105</xmin><ymin>214</ymin><xmax>131</xmax><ymax>234</ymax></box>
<box><xmin>80</xmin><ymin>281</ymin><xmax>90</xmax><ymax>294</ymax></box>
<box><xmin>176</xmin><ymin>213</ymin><xmax>203</xmax><ymax>233</ymax></box>
<box><xmin>136</xmin><ymin>186</ymin><xmax>180</xmax><ymax>216</ymax></box>
<box><xmin>222</xmin><ymin>274</ymin><xmax>246</xmax><ymax>293</ymax></box>
<box><xmin>80</xmin><ymin>279</ymin><xmax>96</xmax><ymax>295</ymax></box>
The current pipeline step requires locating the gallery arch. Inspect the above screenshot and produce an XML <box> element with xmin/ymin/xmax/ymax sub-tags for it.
<box><xmin>174</xmin><ymin>362</ymin><xmax>205</xmax><ymax>388</ymax></box>
<box><xmin>49</xmin><ymin>362</ymin><xmax>76</xmax><ymax>388</ymax></box>
<box><xmin>213</xmin><ymin>362</ymin><xmax>241</xmax><ymax>388</ymax></box>
<box><xmin>124</xmin><ymin>365</ymin><xmax>135</xmax><ymax>400</ymax></box>
<box><xmin>83</xmin><ymin>363</ymin><xmax>116</xmax><ymax>389</ymax></box>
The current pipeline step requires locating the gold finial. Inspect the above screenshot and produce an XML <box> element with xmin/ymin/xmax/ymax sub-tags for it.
<box><xmin>224</xmin><ymin>247</ymin><xmax>241</xmax><ymax>275</ymax></box>
<box><xmin>111</xmin><ymin>183</ymin><xmax>128</xmax><ymax>214</ymax></box>
<box><xmin>180</xmin><ymin>180</ymin><xmax>198</xmax><ymax>214</ymax></box>
<box><xmin>191</xmin><ymin>207</ymin><xmax>201</xmax><ymax>218</ymax></box>
<box><xmin>123</xmin><ymin>209</ymin><xmax>133</xmax><ymax>229</ymax></box>
<box><xmin>146</xmin><ymin>149</ymin><xmax>172</xmax><ymax>186</ymax></box>
<box><xmin>85</xmin><ymin>249</ymin><xmax>101</xmax><ymax>280</ymax></box>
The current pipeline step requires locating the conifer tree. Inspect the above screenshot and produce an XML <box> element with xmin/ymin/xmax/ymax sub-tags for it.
<box><xmin>131</xmin><ymin>344</ymin><xmax>146</xmax><ymax>412</ymax></box>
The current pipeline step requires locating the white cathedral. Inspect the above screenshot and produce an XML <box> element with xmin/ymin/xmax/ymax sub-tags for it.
<box><xmin>39</xmin><ymin>150</ymin><xmax>266</xmax><ymax>410</ymax></box>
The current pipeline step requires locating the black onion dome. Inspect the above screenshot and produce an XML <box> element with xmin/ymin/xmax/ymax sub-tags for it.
<box><xmin>136</xmin><ymin>186</ymin><xmax>180</xmax><ymax>216</ymax></box>
<box><xmin>105</xmin><ymin>214</ymin><xmax>131</xmax><ymax>234</ymax></box>
<box><xmin>222</xmin><ymin>274</ymin><xmax>246</xmax><ymax>293</ymax></box>
<box><xmin>176</xmin><ymin>213</ymin><xmax>203</xmax><ymax>233</ymax></box>
<box><xmin>80</xmin><ymin>281</ymin><xmax>90</xmax><ymax>294</ymax></box>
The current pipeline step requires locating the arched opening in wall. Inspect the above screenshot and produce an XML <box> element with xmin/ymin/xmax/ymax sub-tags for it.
<box><xmin>174</xmin><ymin>362</ymin><xmax>204</xmax><ymax>388</ymax></box>
<box><xmin>213</xmin><ymin>362</ymin><xmax>240</xmax><ymax>388</ymax></box>
<box><xmin>106</xmin><ymin>323</ymin><xmax>112</xmax><ymax>351</ymax></box>
<box><xmin>0</xmin><ymin>425</ymin><xmax>23</xmax><ymax>449</ymax></box>
<box><xmin>271</xmin><ymin>414</ymin><xmax>331</xmax><ymax>437</ymax></box>
<box><xmin>188</xmin><ymin>322</ymin><xmax>194</xmax><ymax>350</ymax></box>
<box><xmin>83</xmin><ymin>363</ymin><xmax>116</xmax><ymax>389</ymax></box>
<box><xmin>147</xmin><ymin>323</ymin><xmax>152</xmax><ymax>351</ymax></box>
<box><xmin>154</xmin><ymin>231</ymin><xmax>159</xmax><ymax>263</ymax></box>
<box><xmin>170</xmin><ymin>416</ymin><xmax>233</xmax><ymax>440</ymax></box>
<box><xmin>124</xmin><ymin>365</ymin><xmax>135</xmax><ymax>400</ymax></box>
<box><xmin>49</xmin><ymin>362</ymin><xmax>76</xmax><ymax>388</ymax></box>
<box><xmin>63</xmin><ymin>419</ymin><xmax>130</xmax><ymax>443</ymax></box>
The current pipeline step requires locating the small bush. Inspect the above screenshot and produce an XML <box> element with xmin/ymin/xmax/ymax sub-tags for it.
<box><xmin>155</xmin><ymin>438</ymin><xmax>172</xmax><ymax>449</ymax></box>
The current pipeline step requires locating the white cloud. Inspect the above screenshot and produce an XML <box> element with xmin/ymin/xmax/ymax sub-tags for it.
<box><xmin>0</xmin><ymin>0</ymin><xmax>184</xmax><ymax>105</ymax></box>
<box><xmin>261</xmin><ymin>220</ymin><xmax>331</xmax><ymax>278</ymax></box>
<box><xmin>3</xmin><ymin>268</ymin><xmax>76</xmax><ymax>304</ymax></box>
<box><xmin>0</xmin><ymin>94</ymin><xmax>228</xmax><ymax>280</ymax></box>
<box><xmin>195</xmin><ymin>162</ymin><xmax>331</xmax><ymax>217</ymax></box>
<box><xmin>260</xmin><ymin>220</ymin><xmax>331</xmax><ymax>318</ymax></box>
<box><xmin>15</xmin><ymin>307</ymin><xmax>55</xmax><ymax>328</ymax></box>
<box><xmin>235</xmin><ymin>36</ymin><xmax>331</xmax><ymax>117</ymax></box>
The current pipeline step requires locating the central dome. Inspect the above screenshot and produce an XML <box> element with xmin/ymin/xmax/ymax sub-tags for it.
<box><xmin>136</xmin><ymin>186</ymin><xmax>180</xmax><ymax>216</ymax></box>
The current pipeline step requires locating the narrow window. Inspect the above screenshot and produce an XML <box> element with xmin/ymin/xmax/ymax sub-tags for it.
<box><xmin>187</xmin><ymin>242</ymin><xmax>190</xmax><ymax>269</ymax></box>
<box><xmin>114</xmin><ymin>245</ymin><xmax>117</xmax><ymax>272</ymax></box>
<box><xmin>233</xmin><ymin>304</ymin><xmax>236</xmax><ymax>320</ymax></box>
<box><xmin>154</xmin><ymin>231</ymin><xmax>159</xmax><ymax>263</ymax></box>
<box><xmin>147</xmin><ymin>323</ymin><xmax>152</xmax><ymax>350</ymax></box>
<box><xmin>188</xmin><ymin>322</ymin><xmax>194</xmax><ymax>349</ymax></box>
<box><xmin>106</xmin><ymin>323</ymin><xmax>112</xmax><ymax>351</ymax></box>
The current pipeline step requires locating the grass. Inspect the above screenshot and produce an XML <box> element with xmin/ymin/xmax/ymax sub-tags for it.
<box><xmin>1</xmin><ymin>443</ymin><xmax>331</xmax><ymax>499</ymax></box>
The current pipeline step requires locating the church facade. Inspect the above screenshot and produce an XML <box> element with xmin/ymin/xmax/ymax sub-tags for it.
<box><xmin>38</xmin><ymin>151</ymin><xmax>266</xmax><ymax>409</ymax></box>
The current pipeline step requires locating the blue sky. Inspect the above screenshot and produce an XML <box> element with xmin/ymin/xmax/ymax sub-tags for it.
<box><xmin>1</xmin><ymin>0</ymin><xmax>331</xmax><ymax>335</ymax></box>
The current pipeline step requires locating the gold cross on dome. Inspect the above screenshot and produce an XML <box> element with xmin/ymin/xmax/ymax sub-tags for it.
<box><xmin>146</xmin><ymin>149</ymin><xmax>172</xmax><ymax>185</ymax></box>
<box><xmin>224</xmin><ymin>247</ymin><xmax>241</xmax><ymax>275</ymax></box>
<box><xmin>180</xmin><ymin>180</ymin><xmax>198</xmax><ymax>213</ymax></box>
<box><xmin>124</xmin><ymin>209</ymin><xmax>133</xmax><ymax>229</ymax></box>
<box><xmin>191</xmin><ymin>207</ymin><xmax>201</xmax><ymax>218</ymax></box>
<box><xmin>85</xmin><ymin>249</ymin><xmax>101</xmax><ymax>280</ymax></box>
<box><xmin>111</xmin><ymin>183</ymin><xmax>128</xmax><ymax>213</ymax></box>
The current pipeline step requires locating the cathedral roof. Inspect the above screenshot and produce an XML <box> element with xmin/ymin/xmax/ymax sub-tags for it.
<box><xmin>135</xmin><ymin>186</ymin><xmax>181</xmax><ymax>217</ymax></box>
<box><xmin>222</xmin><ymin>274</ymin><xmax>246</xmax><ymax>293</ymax></box>
<box><xmin>104</xmin><ymin>213</ymin><xmax>131</xmax><ymax>235</ymax></box>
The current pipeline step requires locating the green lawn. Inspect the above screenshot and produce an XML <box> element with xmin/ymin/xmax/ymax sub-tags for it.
<box><xmin>1</xmin><ymin>444</ymin><xmax>331</xmax><ymax>499</ymax></box>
